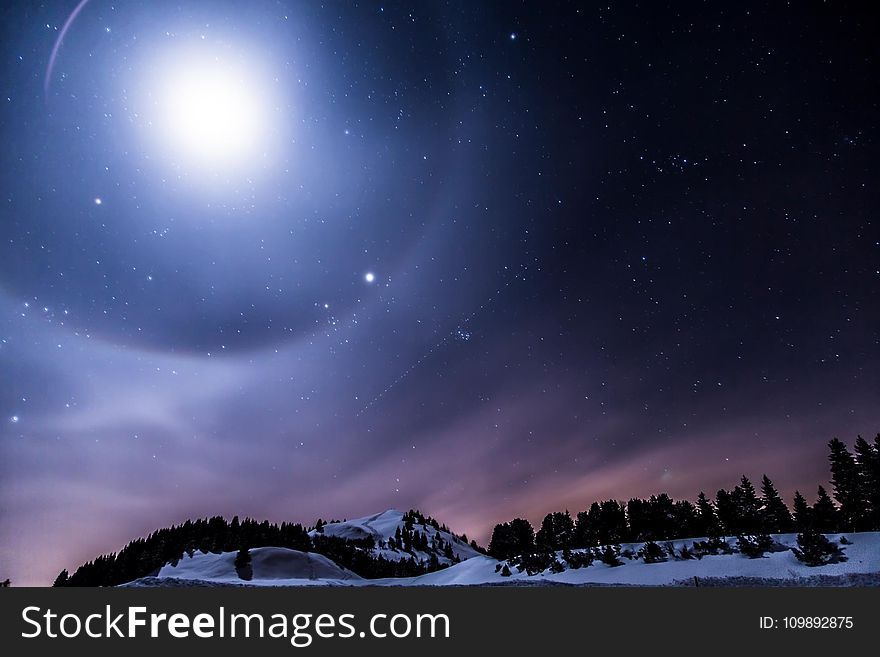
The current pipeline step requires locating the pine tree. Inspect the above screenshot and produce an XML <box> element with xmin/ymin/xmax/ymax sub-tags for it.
<box><xmin>565</xmin><ymin>548</ymin><xmax>594</xmax><ymax>569</ymax></box>
<box><xmin>535</xmin><ymin>511</ymin><xmax>574</xmax><ymax>551</ymax></box>
<box><xmin>234</xmin><ymin>546</ymin><xmax>252</xmax><ymax>580</ymax></box>
<box><xmin>598</xmin><ymin>544</ymin><xmax>622</xmax><ymax>567</ymax></box>
<box><xmin>638</xmin><ymin>541</ymin><xmax>666</xmax><ymax>563</ymax></box>
<box><xmin>811</xmin><ymin>486</ymin><xmax>839</xmax><ymax>533</ymax></box>
<box><xmin>597</xmin><ymin>500</ymin><xmax>629</xmax><ymax>543</ymax></box>
<box><xmin>853</xmin><ymin>435</ymin><xmax>880</xmax><ymax>530</ymax></box>
<box><xmin>488</xmin><ymin>518</ymin><xmax>534</xmax><ymax>560</ymax></box>
<box><xmin>229</xmin><ymin>515</ymin><xmax>241</xmax><ymax>546</ymax></box>
<box><xmin>513</xmin><ymin>550</ymin><xmax>550</xmax><ymax>576</ymax></box>
<box><xmin>715</xmin><ymin>488</ymin><xmax>739</xmax><ymax>535</ymax></box>
<box><xmin>535</xmin><ymin>513</ymin><xmax>556</xmax><ymax>551</ymax></box>
<box><xmin>52</xmin><ymin>570</ymin><xmax>69</xmax><ymax>587</ymax></box>
<box><xmin>673</xmin><ymin>500</ymin><xmax>699</xmax><ymax>538</ymax></box>
<box><xmin>828</xmin><ymin>438</ymin><xmax>869</xmax><ymax>531</ymax></box>
<box><xmin>626</xmin><ymin>498</ymin><xmax>649</xmax><ymax>541</ymax></box>
<box><xmin>792</xmin><ymin>529</ymin><xmax>847</xmax><ymax>566</ymax></box>
<box><xmin>792</xmin><ymin>490</ymin><xmax>812</xmax><ymax>531</ymax></box>
<box><xmin>695</xmin><ymin>492</ymin><xmax>722</xmax><ymax>537</ymax></box>
<box><xmin>507</xmin><ymin>518</ymin><xmax>535</xmax><ymax>556</ymax></box>
<box><xmin>760</xmin><ymin>474</ymin><xmax>793</xmax><ymax>533</ymax></box>
<box><xmin>573</xmin><ymin>504</ymin><xmax>602</xmax><ymax>548</ymax></box>
<box><xmin>875</xmin><ymin>432</ymin><xmax>880</xmax><ymax>526</ymax></box>
<box><xmin>734</xmin><ymin>476</ymin><xmax>763</xmax><ymax>534</ymax></box>
<box><xmin>548</xmin><ymin>557</ymin><xmax>566</xmax><ymax>573</ymax></box>
<box><xmin>646</xmin><ymin>493</ymin><xmax>676</xmax><ymax>540</ymax></box>
<box><xmin>739</xmin><ymin>533</ymin><xmax>779</xmax><ymax>558</ymax></box>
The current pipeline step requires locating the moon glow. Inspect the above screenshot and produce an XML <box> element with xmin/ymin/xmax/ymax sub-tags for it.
<box><xmin>157</xmin><ymin>55</ymin><xmax>269</xmax><ymax>168</ymax></box>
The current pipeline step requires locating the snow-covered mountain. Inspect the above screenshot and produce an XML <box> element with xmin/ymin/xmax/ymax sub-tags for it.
<box><xmin>310</xmin><ymin>509</ymin><xmax>481</xmax><ymax>564</ymax></box>
<box><xmin>124</xmin><ymin>510</ymin><xmax>880</xmax><ymax>587</ymax></box>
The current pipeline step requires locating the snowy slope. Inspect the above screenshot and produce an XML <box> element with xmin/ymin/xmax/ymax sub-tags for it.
<box><xmin>311</xmin><ymin>509</ymin><xmax>481</xmax><ymax>564</ymax></box>
<box><xmin>404</xmin><ymin>533</ymin><xmax>880</xmax><ymax>586</ymax></box>
<box><xmin>130</xmin><ymin>531</ymin><xmax>880</xmax><ymax>587</ymax></box>
<box><xmin>154</xmin><ymin>547</ymin><xmax>362</xmax><ymax>586</ymax></box>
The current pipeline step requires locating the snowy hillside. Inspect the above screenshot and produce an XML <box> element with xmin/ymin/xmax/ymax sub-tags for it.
<box><xmin>408</xmin><ymin>533</ymin><xmax>880</xmax><ymax>586</ymax></box>
<box><xmin>127</xmin><ymin>530</ymin><xmax>880</xmax><ymax>587</ymax></box>
<box><xmin>155</xmin><ymin>547</ymin><xmax>362</xmax><ymax>586</ymax></box>
<box><xmin>310</xmin><ymin>509</ymin><xmax>481</xmax><ymax>564</ymax></box>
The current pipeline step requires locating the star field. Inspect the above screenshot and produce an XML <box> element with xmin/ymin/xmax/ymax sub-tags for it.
<box><xmin>1</xmin><ymin>0</ymin><xmax>878</xmax><ymax>585</ymax></box>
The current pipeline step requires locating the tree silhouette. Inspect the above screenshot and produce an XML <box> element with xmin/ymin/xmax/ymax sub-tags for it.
<box><xmin>695</xmin><ymin>491</ymin><xmax>722</xmax><ymax>537</ymax></box>
<box><xmin>488</xmin><ymin>518</ymin><xmax>535</xmax><ymax>560</ymax></box>
<box><xmin>854</xmin><ymin>435</ymin><xmax>880</xmax><ymax>528</ymax></box>
<box><xmin>792</xmin><ymin>529</ymin><xmax>847</xmax><ymax>566</ymax></box>
<box><xmin>759</xmin><ymin>475</ymin><xmax>793</xmax><ymax>533</ymax></box>
<box><xmin>535</xmin><ymin>511</ymin><xmax>574</xmax><ymax>551</ymax></box>
<box><xmin>234</xmin><ymin>546</ymin><xmax>252</xmax><ymax>581</ymax></box>
<box><xmin>811</xmin><ymin>486</ymin><xmax>839</xmax><ymax>533</ymax></box>
<box><xmin>792</xmin><ymin>491</ymin><xmax>812</xmax><ymax>531</ymax></box>
<box><xmin>828</xmin><ymin>438</ymin><xmax>869</xmax><ymax>531</ymax></box>
<box><xmin>733</xmin><ymin>476</ymin><xmax>763</xmax><ymax>534</ymax></box>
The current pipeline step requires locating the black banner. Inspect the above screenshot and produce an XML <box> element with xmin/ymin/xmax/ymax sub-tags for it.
<box><xmin>0</xmin><ymin>587</ymin><xmax>876</xmax><ymax>654</ymax></box>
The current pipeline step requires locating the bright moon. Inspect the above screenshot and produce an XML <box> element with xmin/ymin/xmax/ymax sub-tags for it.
<box><xmin>151</xmin><ymin>51</ymin><xmax>272</xmax><ymax>170</ymax></box>
<box><xmin>163</xmin><ymin>62</ymin><xmax>265</xmax><ymax>162</ymax></box>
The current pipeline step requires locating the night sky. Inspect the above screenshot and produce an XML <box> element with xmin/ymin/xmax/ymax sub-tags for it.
<box><xmin>1</xmin><ymin>1</ymin><xmax>878</xmax><ymax>585</ymax></box>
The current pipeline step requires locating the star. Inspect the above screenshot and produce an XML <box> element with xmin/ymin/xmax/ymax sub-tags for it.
<box><xmin>364</xmin><ymin>272</ymin><xmax>375</xmax><ymax>283</ymax></box>
<box><xmin>93</xmin><ymin>197</ymin><xmax>102</xmax><ymax>205</ymax></box>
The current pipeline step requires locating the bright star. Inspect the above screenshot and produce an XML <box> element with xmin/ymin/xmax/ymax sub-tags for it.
<box><xmin>94</xmin><ymin>197</ymin><xmax>102</xmax><ymax>205</ymax></box>
<box><xmin>364</xmin><ymin>272</ymin><xmax>376</xmax><ymax>283</ymax></box>
<box><xmin>10</xmin><ymin>415</ymin><xmax>19</xmax><ymax>424</ymax></box>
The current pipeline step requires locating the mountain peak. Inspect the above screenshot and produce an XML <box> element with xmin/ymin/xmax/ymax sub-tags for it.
<box><xmin>311</xmin><ymin>508</ymin><xmax>481</xmax><ymax>564</ymax></box>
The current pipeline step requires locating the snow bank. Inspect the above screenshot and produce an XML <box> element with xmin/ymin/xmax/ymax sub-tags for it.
<box><xmin>155</xmin><ymin>547</ymin><xmax>362</xmax><ymax>586</ymax></box>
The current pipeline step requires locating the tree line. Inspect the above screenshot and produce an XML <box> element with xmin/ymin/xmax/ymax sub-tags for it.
<box><xmin>53</xmin><ymin>509</ymin><xmax>464</xmax><ymax>587</ymax></box>
<box><xmin>488</xmin><ymin>435</ymin><xmax>880</xmax><ymax>560</ymax></box>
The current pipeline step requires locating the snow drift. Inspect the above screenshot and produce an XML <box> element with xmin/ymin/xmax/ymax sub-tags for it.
<box><xmin>155</xmin><ymin>547</ymin><xmax>362</xmax><ymax>586</ymax></box>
